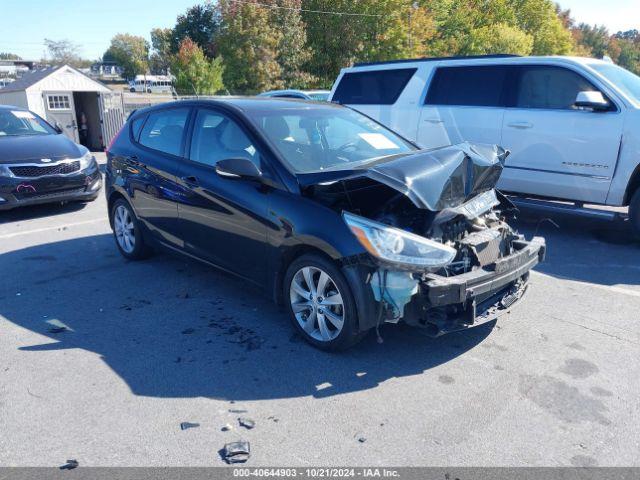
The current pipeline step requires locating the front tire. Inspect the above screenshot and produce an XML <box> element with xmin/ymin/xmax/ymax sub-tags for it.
<box><xmin>283</xmin><ymin>253</ymin><xmax>364</xmax><ymax>351</ymax></box>
<box><xmin>110</xmin><ymin>198</ymin><xmax>152</xmax><ymax>260</ymax></box>
<box><xmin>630</xmin><ymin>188</ymin><xmax>640</xmax><ymax>240</ymax></box>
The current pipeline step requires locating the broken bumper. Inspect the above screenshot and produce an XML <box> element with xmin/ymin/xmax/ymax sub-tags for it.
<box><xmin>344</xmin><ymin>236</ymin><xmax>546</xmax><ymax>336</ymax></box>
<box><xmin>0</xmin><ymin>170</ymin><xmax>102</xmax><ymax>211</ymax></box>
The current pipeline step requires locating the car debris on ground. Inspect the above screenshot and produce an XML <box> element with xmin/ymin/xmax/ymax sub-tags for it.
<box><xmin>238</xmin><ymin>417</ymin><xmax>255</xmax><ymax>429</ymax></box>
<box><xmin>180</xmin><ymin>422</ymin><xmax>200</xmax><ymax>430</ymax></box>
<box><xmin>222</xmin><ymin>441</ymin><xmax>250</xmax><ymax>464</ymax></box>
<box><xmin>59</xmin><ymin>459</ymin><xmax>79</xmax><ymax>470</ymax></box>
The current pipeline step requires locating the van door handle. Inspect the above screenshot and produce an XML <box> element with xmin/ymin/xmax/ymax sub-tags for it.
<box><xmin>423</xmin><ymin>118</ymin><xmax>444</xmax><ymax>124</ymax></box>
<box><xmin>507</xmin><ymin>121</ymin><xmax>533</xmax><ymax>129</ymax></box>
<box><xmin>181</xmin><ymin>175</ymin><xmax>199</xmax><ymax>187</ymax></box>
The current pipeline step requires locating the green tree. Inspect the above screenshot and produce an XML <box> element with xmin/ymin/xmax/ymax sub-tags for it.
<box><xmin>303</xmin><ymin>0</ymin><xmax>436</xmax><ymax>86</ymax></box>
<box><xmin>614</xmin><ymin>31</ymin><xmax>640</xmax><ymax>74</ymax></box>
<box><xmin>216</xmin><ymin>0</ymin><xmax>283</xmax><ymax>93</ymax></box>
<box><xmin>0</xmin><ymin>52</ymin><xmax>21</xmax><ymax>60</ymax></box>
<box><xmin>273</xmin><ymin>0</ymin><xmax>316</xmax><ymax>89</ymax></box>
<box><xmin>104</xmin><ymin>34</ymin><xmax>150</xmax><ymax>79</ymax></box>
<box><xmin>150</xmin><ymin>28</ymin><xmax>173</xmax><ymax>74</ymax></box>
<box><xmin>172</xmin><ymin>3</ymin><xmax>220</xmax><ymax>57</ymax></box>
<box><xmin>172</xmin><ymin>38</ymin><xmax>225</xmax><ymax>95</ymax></box>
<box><xmin>465</xmin><ymin>23</ymin><xmax>534</xmax><ymax>56</ymax></box>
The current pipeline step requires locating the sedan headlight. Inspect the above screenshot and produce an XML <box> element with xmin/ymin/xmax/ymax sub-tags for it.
<box><xmin>79</xmin><ymin>152</ymin><xmax>96</xmax><ymax>170</ymax></box>
<box><xmin>343</xmin><ymin>212</ymin><xmax>456</xmax><ymax>269</ymax></box>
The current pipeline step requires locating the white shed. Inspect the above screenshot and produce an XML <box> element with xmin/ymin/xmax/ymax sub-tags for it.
<box><xmin>0</xmin><ymin>65</ymin><xmax>125</xmax><ymax>150</ymax></box>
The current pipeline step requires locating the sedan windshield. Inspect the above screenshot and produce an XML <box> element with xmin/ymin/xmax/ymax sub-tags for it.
<box><xmin>248</xmin><ymin>107</ymin><xmax>416</xmax><ymax>173</ymax></box>
<box><xmin>0</xmin><ymin>109</ymin><xmax>57</xmax><ymax>137</ymax></box>
<box><xmin>590</xmin><ymin>63</ymin><xmax>640</xmax><ymax>103</ymax></box>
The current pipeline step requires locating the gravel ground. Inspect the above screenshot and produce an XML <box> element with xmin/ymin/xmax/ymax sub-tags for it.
<box><xmin>0</xmin><ymin>154</ymin><xmax>639</xmax><ymax>467</ymax></box>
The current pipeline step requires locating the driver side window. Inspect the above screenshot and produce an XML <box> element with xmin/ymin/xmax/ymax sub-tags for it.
<box><xmin>189</xmin><ymin>110</ymin><xmax>260</xmax><ymax>168</ymax></box>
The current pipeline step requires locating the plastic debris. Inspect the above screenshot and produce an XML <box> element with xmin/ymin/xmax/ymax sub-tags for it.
<box><xmin>221</xmin><ymin>423</ymin><xmax>233</xmax><ymax>432</ymax></box>
<box><xmin>48</xmin><ymin>326</ymin><xmax>68</xmax><ymax>334</ymax></box>
<box><xmin>180</xmin><ymin>422</ymin><xmax>200</xmax><ymax>430</ymax></box>
<box><xmin>59</xmin><ymin>459</ymin><xmax>79</xmax><ymax>470</ymax></box>
<box><xmin>222</xmin><ymin>441</ymin><xmax>250</xmax><ymax>464</ymax></box>
<box><xmin>238</xmin><ymin>417</ymin><xmax>255</xmax><ymax>429</ymax></box>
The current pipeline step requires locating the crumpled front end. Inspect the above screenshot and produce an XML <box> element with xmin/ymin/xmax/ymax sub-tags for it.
<box><xmin>300</xmin><ymin>141</ymin><xmax>544</xmax><ymax>336</ymax></box>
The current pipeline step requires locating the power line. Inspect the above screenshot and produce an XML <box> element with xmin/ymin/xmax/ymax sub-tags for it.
<box><xmin>219</xmin><ymin>0</ymin><xmax>384</xmax><ymax>17</ymax></box>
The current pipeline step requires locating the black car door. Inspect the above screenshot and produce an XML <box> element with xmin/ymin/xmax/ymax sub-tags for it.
<box><xmin>176</xmin><ymin>108</ymin><xmax>271</xmax><ymax>285</ymax></box>
<box><xmin>129</xmin><ymin>107</ymin><xmax>192</xmax><ymax>247</ymax></box>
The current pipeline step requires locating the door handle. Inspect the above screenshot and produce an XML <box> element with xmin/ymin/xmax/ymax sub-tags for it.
<box><xmin>423</xmin><ymin>118</ymin><xmax>444</xmax><ymax>124</ymax></box>
<box><xmin>181</xmin><ymin>175</ymin><xmax>199</xmax><ymax>186</ymax></box>
<box><xmin>507</xmin><ymin>121</ymin><xmax>533</xmax><ymax>129</ymax></box>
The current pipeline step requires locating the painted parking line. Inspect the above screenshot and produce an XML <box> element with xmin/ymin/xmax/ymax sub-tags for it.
<box><xmin>0</xmin><ymin>218</ymin><xmax>108</xmax><ymax>240</ymax></box>
<box><xmin>532</xmin><ymin>270</ymin><xmax>640</xmax><ymax>298</ymax></box>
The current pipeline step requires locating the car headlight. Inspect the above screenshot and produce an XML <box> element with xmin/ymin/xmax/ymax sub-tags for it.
<box><xmin>0</xmin><ymin>165</ymin><xmax>14</xmax><ymax>178</ymax></box>
<box><xmin>343</xmin><ymin>211</ymin><xmax>456</xmax><ymax>269</ymax></box>
<box><xmin>79</xmin><ymin>152</ymin><xmax>96</xmax><ymax>170</ymax></box>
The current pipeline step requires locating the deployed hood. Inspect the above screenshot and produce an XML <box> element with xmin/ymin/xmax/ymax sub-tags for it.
<box><xmin>0</xmin><ymin>134</ymin><xmax>85</xmax><ymax>164</ymax></box>
<box><xmin>298</xmin><ymin>142</ymin><xmax>507</xmax><ymax>211</ymax></box>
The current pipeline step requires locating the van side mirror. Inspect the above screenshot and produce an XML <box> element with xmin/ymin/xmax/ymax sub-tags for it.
<box><xmin>54</xmin><ymin>122</ymin><xmax>64</xmax><ymax>134</ymax></box>
<box><xmin>215</xmin><ymin>158</ymin><xmax>262</xmax><ymax>181</ymax></box>
<box><xmin>575</xmin><ymin>91</ymin><xmax>610</xmax><ymax>111</ymax></box>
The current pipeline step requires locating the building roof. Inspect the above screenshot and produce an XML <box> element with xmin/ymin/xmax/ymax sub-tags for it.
<box><xmin>0</xmin><ymin>66</ymin><xmax>62</xmax><ymax>93</ymax></box>
<box><xmin>0</xmin><ymin>65</ymin><xmax>110</xmax><ymax>93</ymax></box>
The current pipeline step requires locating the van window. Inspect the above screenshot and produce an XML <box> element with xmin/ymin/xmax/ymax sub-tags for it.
<box><xmin>425</xmin><ymin>66</ymin><xmax>510</xmax><ymax>107</ymax></box>
<box><xmin>514</xmin><ymin>66</ymin><xmax>598</xmax><ymax>110</ymax></box>
<box><xmin>138</xmin><ymin>108</ymin><xmax>190</xmax><ymax>156</ymax></box>
<box><xmin>332</xmin><ymin>68</ymin><xmax>417</xmax><ymax>105</ymax></box>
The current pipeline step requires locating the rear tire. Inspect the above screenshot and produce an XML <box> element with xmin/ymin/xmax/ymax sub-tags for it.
<box><xmin>110</xmin><ymin>198</ymin><xmax>152</xmax><ymax>260</ymax></box>
<box><xmin>630</xmin><ymin>188</ymin><xmax>640</xmax><ymax>240</ymax></box>
<box><xmin>283</xmin><ymin>253</ymin><xmax>365</xmax><ymax>351</ymax></box>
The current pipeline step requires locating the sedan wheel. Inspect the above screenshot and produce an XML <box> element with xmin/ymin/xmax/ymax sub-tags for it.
<box><xmin>114</xmin><ymin>204</ymin><xmax>136</xmax><ymax>254</ymax></box>
<box><xmin>289</xmin><ymin>266</ymin><xmax>345</xmax><ymax>342</ymax></box>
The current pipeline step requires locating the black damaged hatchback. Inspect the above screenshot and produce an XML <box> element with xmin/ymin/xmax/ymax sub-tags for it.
<box><xmin>105</xmin><ymin>98</ymin><xmax>545</xmax><ymax>350</ymax></box>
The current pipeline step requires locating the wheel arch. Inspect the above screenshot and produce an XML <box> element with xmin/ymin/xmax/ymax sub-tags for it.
<box><xmin>272</xmin><ymin>245</ymin><xmax>337</xmax><ymax>307</ymax></box>
<box><xmin>624</xmin><ymin>163</ymin><xmax>640</xmax><ymax>205</ymax></box>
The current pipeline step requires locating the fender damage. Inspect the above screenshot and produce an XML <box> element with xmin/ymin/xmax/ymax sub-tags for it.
<box><xmin>299</xmin><ymin>142</ymin><xmax>545</xmax><ymax>336</ymax></box>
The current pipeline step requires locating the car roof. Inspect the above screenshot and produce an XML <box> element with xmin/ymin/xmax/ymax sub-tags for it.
<box><xmin>348</xmin><ymin>55</ymin><xmax>614</xmax><ymax>70</ymax></box>
<box><xmin>132</xmin><ymin>96</ymin><xmax>342</xmax><ymax>117</ymax></box>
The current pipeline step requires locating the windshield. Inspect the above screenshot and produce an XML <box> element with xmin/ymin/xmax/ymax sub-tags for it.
<box><xmin>248</xmin><ymin>107</ymin><xmax>416</xmax><ymax>173</ymax></box>
<box><xmin>0</xmin><ymin>109</ymin><xmax>57</xmax><ymax>137</ymax></box>
<box><xmin>590</xmin><ymin>63</ymin><xmax>640</xmax><ymax>103</ymax></box>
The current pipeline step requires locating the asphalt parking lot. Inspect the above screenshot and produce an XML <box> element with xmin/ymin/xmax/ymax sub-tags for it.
<box><xmin>1</xmin><ymin>153</ymin><xmax>639</xmax><ymax>467</ymax></box>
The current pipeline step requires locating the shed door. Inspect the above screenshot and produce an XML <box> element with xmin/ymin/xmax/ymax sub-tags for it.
<box><xmin>43</xmin><ymin>92</ymin><xmax>79</xmax><ymax>142</ymax></box>
<box><xmin>98</xmin><ymin>91</ymin><xmax>125</xmax><ymax>149</ymax></box>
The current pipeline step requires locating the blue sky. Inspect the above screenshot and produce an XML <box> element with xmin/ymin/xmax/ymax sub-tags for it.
<box><xmin>2</xmin><ymin>0</ymin><xmax>638</xmax><ymax>61</ymax></box>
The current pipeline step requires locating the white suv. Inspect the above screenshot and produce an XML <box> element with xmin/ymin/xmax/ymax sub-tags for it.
<box><xmin>329</xmin><ymin>55</ymin><xmax>640</xmax><ymax>237</ymax></box>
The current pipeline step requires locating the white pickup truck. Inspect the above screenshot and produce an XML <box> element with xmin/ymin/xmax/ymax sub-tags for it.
<box><xmin>329</xmin><ymin>55</ymin><xmax>640</xmax><ymax>237</ymax></box>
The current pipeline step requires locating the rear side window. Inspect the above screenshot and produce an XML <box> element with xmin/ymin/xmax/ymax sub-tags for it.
<box><xmin>130</xmin><ymin>114</ymin><xmax>147</xmax><ymax>141</ymax></box>
<box><xmin>333</xmin><ymin>68</ymin><xmax>417</xmax><ymax>105</ymax></box>
<box><xmin>514</xmin><ymin>66</ymin><xmax>597</xmax><ymax>110</ymax></box>
<box><xmin>138</xmin><ymin>108</ymin><xmax>190</xmax><ymax>156</ymax></box>
<box><xmin>425</xmin><ymin>66</ymin><xmax>510</xmax><ymax>107</ymax></box>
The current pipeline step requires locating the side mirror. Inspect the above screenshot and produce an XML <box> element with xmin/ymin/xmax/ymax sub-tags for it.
<box><xmin>54</xmin><ymin>122</ymin><xmax>63</xmax><ymax>134</ymax></box>
<box><xmin>215</xmin><ymin>158</ymin><xmax>262</xmax><ymax>180</ymax></box>
<box><xmin>575</xmin><ymin>91</ymin><xmax>610</xmax><ymax>111</ymax></box>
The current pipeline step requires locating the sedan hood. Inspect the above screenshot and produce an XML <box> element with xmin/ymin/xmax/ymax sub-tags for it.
<box><xmin>297</xmin><ymin>142</ymin><xmax>507</xmax><ymax>211</ymax></box>
<box><xmin>0</xmin><ymin>134</ymin><xmax>84</xmax><ymax>164</ymax></box>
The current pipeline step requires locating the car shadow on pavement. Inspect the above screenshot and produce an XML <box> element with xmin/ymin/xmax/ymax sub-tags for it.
<box><xmin>1</xmin><ymin>234</ymin><xmax>493</xmax><ymax>401</ymax></box>
<box><xmin>512</xmin><ymin>207</ymin><xmax>640</xmax><ymax>288</ymax></box>
<box><xmin>0</xmin><ymin>201</ymin><xmax>88</xmax><ymax>224</ymax></box>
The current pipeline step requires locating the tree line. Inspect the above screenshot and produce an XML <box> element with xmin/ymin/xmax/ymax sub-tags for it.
<box><xmin>3</xmin><ymin>1</ymin><xmax>639</xmax><ymax>95</ymax></box>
